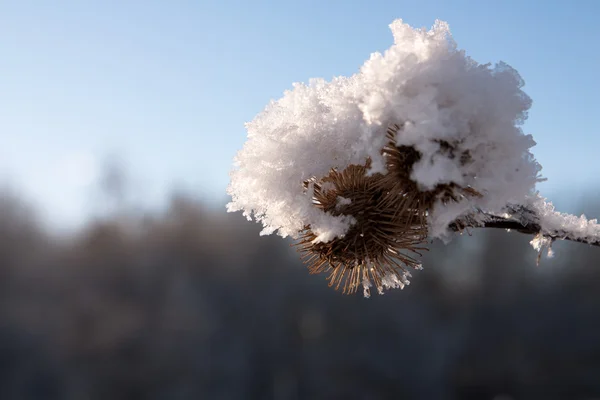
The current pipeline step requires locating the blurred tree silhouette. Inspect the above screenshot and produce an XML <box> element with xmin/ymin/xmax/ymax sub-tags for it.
<box><xmin>0</xmin><ymin>187</ymin><xmax>599</xmax><ymax>399</ymax></box>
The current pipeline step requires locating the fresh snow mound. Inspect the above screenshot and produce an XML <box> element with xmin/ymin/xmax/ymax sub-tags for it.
<box><xmin>227</xmin><ymin>19</ymin><xmax>541</xmax><ymax>241</ymax></box>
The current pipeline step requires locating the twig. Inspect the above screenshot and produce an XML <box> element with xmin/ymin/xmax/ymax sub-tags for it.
<box><xmin>450</xmin><ymin>214</ymin><xmax>600</xmax><ymax>248</ymax></box>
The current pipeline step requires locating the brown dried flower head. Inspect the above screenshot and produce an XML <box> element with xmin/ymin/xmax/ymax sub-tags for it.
<box><xmin>296</xmin><ymin>123</ymin><xmax>481</xmax><ymax>295</ymax></box>
<box><xmin>382</xmin><ymin>124</ymin><xmax>481</xmax><ymax>205</ymax></box>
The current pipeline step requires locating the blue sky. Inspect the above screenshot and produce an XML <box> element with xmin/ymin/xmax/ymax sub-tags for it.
<box><xmin>1</xmin><ymin>0</ymin><xmax>599</xmax><ymax>229</ymax></box>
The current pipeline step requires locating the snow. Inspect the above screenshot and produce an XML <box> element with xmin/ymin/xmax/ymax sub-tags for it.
<box><xmin>527</xmin><ymin>194</ymin><xmax>600</xmax><ymax>246</ymax></box>
<box><xmin>530</xmin><ymin>233</ymin><xmax>554</xmax><ymax>266</ymax></box>
<box><xmin>227</xmin><ymin>19</ymin><xmax>541</xmax><ymax>242</ymax></box>
<box><xmin>226</xmin><ymin>18</ymin><xmax>600</xmax><ymax>296</ymax></box>
<box><xmin>335</xmin><ymin>196</ymin><xmax>352</xmax><ymax>209</ymax></box>
<box><xmin>361</xmin><ymin>270</ymin><xmax>412</xmax><ymax>298</ymax></box>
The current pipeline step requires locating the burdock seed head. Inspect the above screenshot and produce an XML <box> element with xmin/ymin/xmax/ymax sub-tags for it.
<box><xmin>296</xmin><ymin>163</ymin><xmax>428</xmax><ymax>295</ymax></box>
<box><xmin>229</xmin><ymin>19</ymin><xmax>550</xmax><ymax>296</ymax></box>
<box><xmin>381</xmin><ymin>123</ymin><xmax>482</xmax><ymax>205</ymax></box>
<box><xmin>296</xmin><ymin>123</ymin><xmax>483</xmax><ymax>295</ymax></box>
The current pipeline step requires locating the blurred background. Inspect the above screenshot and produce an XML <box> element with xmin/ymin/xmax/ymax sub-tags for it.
<box><xmin>1</xmin><ymin>1</ymin><xmax>600</xmax><ymax>399</ymax></box>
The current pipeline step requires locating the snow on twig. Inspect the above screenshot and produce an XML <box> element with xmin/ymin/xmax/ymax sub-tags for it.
<box><xmin>227</xmin><ymin>19</ymin><xmax>599</xmax><ymax>296</ymax></box>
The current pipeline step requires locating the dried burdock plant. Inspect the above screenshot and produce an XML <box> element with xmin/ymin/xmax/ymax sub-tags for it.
<box><xmin>295</xmin><ymin>123</ymin><xmax>485</xmax><ymax>295</ymax></box>
<box><xmin>381</xmin><ymin>123</ymin><xmax>483</xmax><ymax>205</ymax></box>
<box><xmin>227</xmin><ymin>19</ymin><xmax>600</xmax><ymax>296</ymax></box>
<box><xmin>296</xmin><ymin>163</ymin><xmax>427</xmax><ymax>296</ymax></box>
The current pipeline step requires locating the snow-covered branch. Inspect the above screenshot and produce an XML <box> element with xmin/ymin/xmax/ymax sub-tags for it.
<box><xmin>455</xmin><ymin>200</ymin><xmax>600</xmax><ymax>249</ymax></box>
<box><xmin>227</xmin><ymin>19</ymin><xmax>600</xmax><ymax>296</ymax></box>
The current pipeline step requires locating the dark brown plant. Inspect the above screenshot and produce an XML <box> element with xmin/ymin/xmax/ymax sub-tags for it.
<box><xmin>296</xmin><ymin>163</ymin><xmax>428</xmax><ymax>295</ymax></box>
<box><xmin>295</xmin><ymin>123</ymin><xmax>600</xmax><ymax>295</ymax></box>
<box><xmin>381</xmin><ymin>123</ymin><xmax>482</xmax><ymax>205</ymax></box>
<box><xmin>296</xmin><ymin>123</ymin><xmax>482</xmax><ymax>294</ymax></box>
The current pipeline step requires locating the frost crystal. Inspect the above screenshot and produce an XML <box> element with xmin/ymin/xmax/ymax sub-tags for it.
<box><xmin>530</xmin><ymin>233</ymin><xmax>554</xmax><ymax>266</ymax></box>
<box><xmin>526</xmin><ymin>194</ymin><xmax>600</xmax><ymax>249</ymax></box>
<box><xmin>377</xmin><ymin>271</ymin><xmax>412</xmax><ymax>295</ymax></box>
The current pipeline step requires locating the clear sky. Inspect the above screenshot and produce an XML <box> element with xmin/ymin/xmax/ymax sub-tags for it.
<box><xmin>1</xmin><ymin>0</ymin><xmax>599</xmax><ymax>229</ymax></box>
